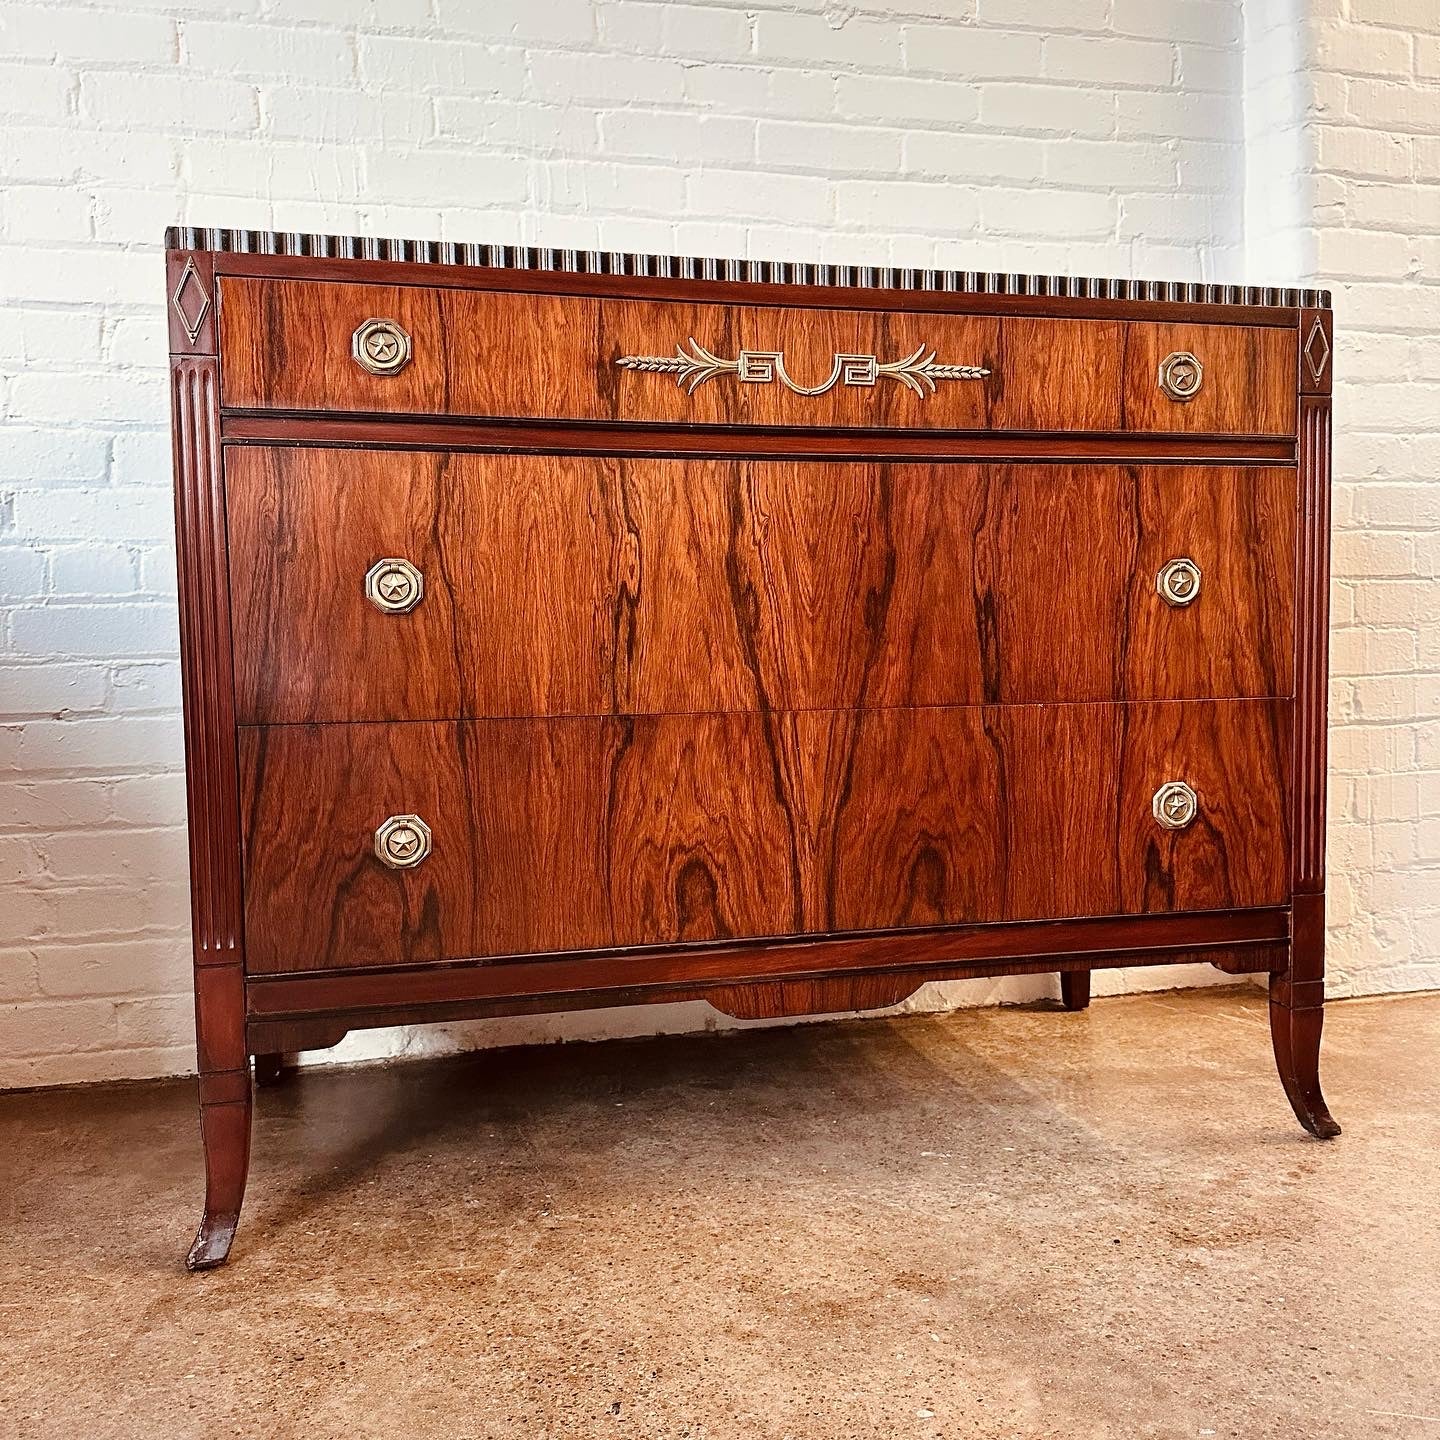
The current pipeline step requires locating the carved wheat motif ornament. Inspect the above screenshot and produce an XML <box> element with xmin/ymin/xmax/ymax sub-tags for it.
<box><xmin>617</xmin><ymin>339</ymin><xmax>990</xmax><ymax>398</ymax></box>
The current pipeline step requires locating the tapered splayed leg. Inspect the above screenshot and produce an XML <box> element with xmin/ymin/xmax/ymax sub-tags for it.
<box><xmin>1271</xmin><ymin>893</ymin><xmax>1340</xmax><ymax>1139</ymax></box>
<box><xmin>1269</xmin><ymin>973</ymin><xmax>1340</xmax><ymax>1139</ymax></box>
<box><xmin>187</xmin><ymin>1082</ymin><xmax>253</xmax><ymax>1270</ymax></box>
<box><xmin>1059</xmin><ymin>969</ymin><xmax>1091</xmax><ymax>1011</ymax></box>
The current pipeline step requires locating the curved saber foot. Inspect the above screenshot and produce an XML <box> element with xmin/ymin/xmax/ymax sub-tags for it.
<box><xmin>186</xmin><ymin>1088</ymin><xmax>252</xmax><ymax>1270</ymax></box>
<box><xmin>187</xmin><ymin>1212</ymin><xmax>240</xmax><ymax>1271</ymax></box>
<box><xmin>1269</xmin><ymin>975</ymin><xmax>1341</xmax><ymax>1140</ymax></box>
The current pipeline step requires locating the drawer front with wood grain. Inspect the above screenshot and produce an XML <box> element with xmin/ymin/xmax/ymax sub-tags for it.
<box><xmin>239</xmin><ymin>701</ymin><xmax>1290</xmax><ymax>973</ymax></box>
<box><xmin>219</xmin><ymin>276</ymin><xmax>1138</xmax><ymax>430</ymax></box>
<box><xmin>1122</xmin><ymin>322</ymin><xmax>1297</xmax><ymax>435</ymax></box>
<box><xmin>226</xmin><ymin>447</ymin><xmax>1295</xmax><ymax>724</ymax></box>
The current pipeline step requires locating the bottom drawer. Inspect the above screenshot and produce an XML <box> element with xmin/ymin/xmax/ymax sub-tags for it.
<box><xmin>239</xmin><ymin>702</ymin><xmax>1290</xmax><ymax>973</ymax></box>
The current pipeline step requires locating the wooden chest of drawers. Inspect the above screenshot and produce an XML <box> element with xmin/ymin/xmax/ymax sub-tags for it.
<box><xmin>166</xmin><ymin>228</ymin><xmax>1338</xmax><ymax>1269</ymax></box>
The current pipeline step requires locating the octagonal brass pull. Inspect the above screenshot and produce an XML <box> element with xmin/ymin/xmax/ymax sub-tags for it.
<box><xmin>1157</xmin><ymin>557</ymin><xmax>1202</xmax><ymax>607</ymax></box>
<box><xmin>352</xmin><ymin>318</ymin><xmax>412</xmax><ymax>376</ymax></box>
<box><xmin>1152</xmin><ymin>781</ymin><xmax>1198</xmax><ymax>831</ymax></box>
<box><xmin>374</xmin><ymin>814</ymin><xmax>432</xmax><ymax>869</ymax></box>
<box><xmin>365</xmin><ymin>557</ymin><xmax>423</xmax><ymax>614</ymax></box>
<box><xmin>1158</xmin><ymin>350</ymin><xmax>1203</xmax><ymax>402</ymax></box>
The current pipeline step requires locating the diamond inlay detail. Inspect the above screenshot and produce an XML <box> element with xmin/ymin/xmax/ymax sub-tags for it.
<box><xmin>1304</xmin><ymin>316</ymin><xmax>1331</xmax><ymax>384</ymax></box>
<box><xmin>171</xmin><ymin>258</ymin><xmax>211</xmax><ymax>346</ymax></box>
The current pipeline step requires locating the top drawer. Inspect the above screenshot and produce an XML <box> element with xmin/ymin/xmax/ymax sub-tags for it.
<box><xmin>217</xmin><ymin>278</ymin><xmax>1297</xmax><ymax>436</ymax></box>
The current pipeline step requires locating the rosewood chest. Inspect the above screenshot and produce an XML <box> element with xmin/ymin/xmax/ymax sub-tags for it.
<box><xmin>165</xmin><ymin>227</ymin><xmax>1338</xmax><ymax>1269</ymax></box>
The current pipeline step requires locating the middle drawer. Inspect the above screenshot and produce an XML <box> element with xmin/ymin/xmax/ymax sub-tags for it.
<box><xmin>226</xmin><ymin>448</ymin><xmax>1295</xmax><ymax>723</ymax></box>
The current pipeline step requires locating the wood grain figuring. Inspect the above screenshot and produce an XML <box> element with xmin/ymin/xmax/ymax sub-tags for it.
<box><xmin>818</xmin><ymin>697</ymin><xmax>1293</xmax><ymax>921</ymax></box>
<box><xmin>1113</xmin><ymin>698</ymin><xmax>1291</xmax><ymax>914</ymax></box>
<box><xmin>239</xmin><ymin>702</ymin><xmax>1289</xmax><ymax>973</ymax></box>
<box><xmin>805</xmin><ymin>706</ymin><xmax>1006</xmax><ymax>932</ymax></box>
<box><xmin>239</xmin><ymin>715</ymin><xmax>803</xmax><ymax>970</ymax></box>
<box><xmin>226</xmin><ymin>450</ymin><xmax>1295</xmax><ymax>723</ymax></box>
<box><xmin>226</xmin><ymin>447</ymin><xmax>463</xmax><ymax>723</ymax></box>
<box><xmin>993</xmin><ymin>317</ymin><xmax>1122</xmax><ymax>430</ymax></box>
<box><xmin>602</xmin><ymin>714</ymin><xmax>807</xmax><ymax>946</ymax></box>
<box><xmin>1115</xmin><ymin>463</ymin><xmax>1294</xmax><ymax>702</ymax></box>
<box><xmin>704</xmin><ymin>975</ymin><xmax>926</xmax><ymax>1020</ymax></box>
<box><xmin>221</xmin><ymin>277</ymin><xmax>1149</xmax><ymax>432</ymax></box>
<box><xmin>1123</xmin><ymin>322</ymin><xmax>1297</xmax><ymax>435</ymax></box>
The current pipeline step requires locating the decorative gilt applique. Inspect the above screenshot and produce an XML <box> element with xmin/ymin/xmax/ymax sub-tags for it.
<box><xmin>616</xmin><ymin>339</ymin><xmax>989</xmax><ymax>398</ymax></box>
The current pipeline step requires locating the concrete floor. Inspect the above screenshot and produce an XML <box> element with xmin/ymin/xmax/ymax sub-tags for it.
<box><xmin>1</xmin><ymin>988</ymin><xmax>1438</xmax><ymax>1440</ymax></box>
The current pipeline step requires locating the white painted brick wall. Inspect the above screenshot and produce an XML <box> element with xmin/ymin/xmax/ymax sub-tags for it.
<box><xmin>1242</xmin><ymin>2</ymin><xmax>1440</xmax><ymax>1001</ymax></box>
<box><xmin>1295</xmin><ymin>5</ymin><xmax>1440</xmax><ymax>998</ymax></box>
<box><xmin>0</xmin><ymin>0</ymin><xmax>1425</xmax><ymax>1089</ymax></box>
